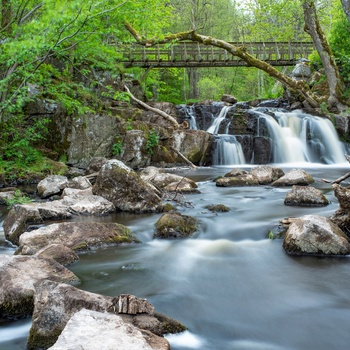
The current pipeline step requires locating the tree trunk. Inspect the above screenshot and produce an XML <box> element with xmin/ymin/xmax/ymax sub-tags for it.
<box><xmin>124</xmin><ymin>23</ymin><xmax>321</xmax><ymax>108</ymax></box>
<box><xmin>1</xmin><ymin>0</ymin><xmax>12</xmax><ymax>33</ymax></box>
<box><xmin>188</xmin><ymin>68</ymin><xmax>200</xmax><ymax>100</ymax></box>
<box><xmin>303</xmin><ymin>0</ymin><xmax>346</xmax><ymax>110</ymax></box>
<box><xmin>341</xmin><ymin>0</ymin><xmax>350</xmax><ymax>24</ymax></box>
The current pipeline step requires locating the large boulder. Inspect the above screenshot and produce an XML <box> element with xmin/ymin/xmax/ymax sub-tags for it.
<box><xmin>272</xmin><ymin>169</ymin><xmax>314</xmax><ymax>187</ymax></box>
<box><xmin>250</xmin><ymin>165</ymin><xmax>284</xmax><ymax>185</ymax></box>
<box><xmin>16</xmin><ymin>222</ymin><xmax>139</xmax><ymax>255</ymax></box>
<box><xmin>0</xmin><ymin>255</ymin><xmax>79</xmax><ymax>321</ymax></box>
<box><xmin>284</xmin><ymin>186</ymin><xmax>329</xmax><ymax>207</ymax></box>
<box><xmin>154</xmin><ymin>213</ymin><xmax>198</xmax><ymax>239</ymax></box>
<box><xmin>92</xmin><ymin>160</ymin><xmax>163</xmax><ymax>213</ymax></box>
<box><xmin>48</xmin><ymin>309</ymin><xmax>169</xmax><ymax>350</ymax></box>
<box><xmin>28</xmin><ymin>281</ymin><xmax>185</xmax><ymax>349</ymax></box>
<box><xmin>35</xmin><ymin>244</ymin><xmax>79</xmax><ymax>266</ymax></box>
<box><xmin>283</xmin><ymin>215</ymin><xmax>350</xmax><ymax>256</ymax></box>
<box><xmin>37</xmin><ymin>175</ymin><xmax>69</xmax><ymax>198</ymax></box>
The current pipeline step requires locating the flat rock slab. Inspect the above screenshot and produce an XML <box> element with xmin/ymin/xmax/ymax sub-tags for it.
<box><xmin>16</xmin><ymin>222</ymin><xmax>140</xmax><ymax>255</ymax></box>
<box><xmin>0</xmin><ymin>255</ymin><xmax>79</xmax><ymax>320</ymax></box>
<box><xmin>48</xmin><ymin>309</ymin><xmax>169</xmax><ymax>350</ymax></box>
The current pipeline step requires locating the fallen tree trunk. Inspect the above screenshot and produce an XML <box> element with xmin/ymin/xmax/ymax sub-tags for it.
<box><xmin>124</xmin><ymin>85</ymin><xmax>179</xmax><ymax>128</ymax></box>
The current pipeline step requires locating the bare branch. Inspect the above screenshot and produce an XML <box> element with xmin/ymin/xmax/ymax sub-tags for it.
<box><xmin>19</xmin><ymin>3</ymin><xmax>43</xmax><ymax>24</ymax></box>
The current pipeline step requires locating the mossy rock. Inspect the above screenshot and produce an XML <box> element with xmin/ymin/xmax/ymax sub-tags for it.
<box><xmin>205</xmin><ymin>204</ymin><xmax>230</xmax><ymax>213</ymax></box>
<box><xmin>154</xmin><ymin>212</ymin><xmax>198</xmax><ymax>239</ymax></box>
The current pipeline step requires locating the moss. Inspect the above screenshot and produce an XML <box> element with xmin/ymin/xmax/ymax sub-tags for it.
<box><xmin>163</xmin><ymin>203</ymin><xmax>176</xmax><ymax>212</ymax></box>
<box><xmin>205</xmin><ymin>204</ymin><xmax>230</xmax><ymax>213</ymax></box>
<box><xmin>27</xmin><ymin>328</ymin><xmax>63</xmax><ymax>350</ymax></box>
<box><xmin>154</xmin><ymin>312</ymin><xmax>187</xmax><ymax>334</ymax></box>
<box><xmin>0</xmin><ymin>295</ymin><xmax>34</xmax><ymax>320</ymax></box>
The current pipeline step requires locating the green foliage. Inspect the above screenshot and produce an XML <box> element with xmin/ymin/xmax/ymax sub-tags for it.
<box><xmin>146</xmin><ymin>129</ymin><xmax>159</xmax><ymax>155</ymax></box>
<box><xmin>4</xmin><ymin>190</ymin><xmax>31</xmax><ymax>209</ymax></box>
<box><xmin>268</xmin><ymin>231</ymin><xmax>275</xmax><ymax>240</ymax></box>
<box><xmin>112</xmin><ymin>139</ymin><xmax>123</xmax><ymax>155</ymax></box>
<box><xmin>126</xmin><ymin>118</ymin><xmax>133</xmax><ymax>131</ymax></box>
<box><xmin>113</xmin><ymin>91</ymin><xmax>130</xmax><ymax>103</ymax></box>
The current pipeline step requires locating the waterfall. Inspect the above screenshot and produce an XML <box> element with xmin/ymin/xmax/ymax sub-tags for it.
<box><xmin>178</xmin><ymin>105</ymin><xmax>198</xmax><ymax>130</ymax></box>
<box><xmin>206</xmin><ymin>106</ymin><xmax>230</xmax><ymax>134</ymax></box>
<box><xmin>260</xmin><ymin>109</ymin><xmax>346</xmax><ymax>164</ymax></box>
<box><xmin>213</xmin><ymin>135</ymin><xmax>246</xmax><ymax>165</ymax></box>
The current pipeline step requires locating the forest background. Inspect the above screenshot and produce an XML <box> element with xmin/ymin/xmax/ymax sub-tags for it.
<box><xmin>0</xmin><ymin>0</ymin><xmax>349</xmax><ymax>179</ymax></box>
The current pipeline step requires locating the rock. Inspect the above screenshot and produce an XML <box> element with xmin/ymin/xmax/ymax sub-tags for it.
<box><xmin>272</xmin><ymin>169</ymin><xmax>314</xmax><ymax>187</ymax></box>
<box><xmin>283</xmin><ymin>215</ymin><xmax>350</xmax><ymax>256</ymax></box>
<box><xmin>61</xmin><ymin>187</ymin><xmax>93</xmax><ymax>197</ymax></box>
<box><xmin>330</xmin><ymin>184</ymin><xmax>350</xmax><ymax>236</ymax></box>
<box><xmin>205</xmin><ymin>204</ymin><xmax>230</xmax><ymax>212</ymax></box>
<box><xmin>28</xmin><ymin>281</ymin><xmax>185</xmax><ymax>349</ymax></box>
<box><xmin>48</xmin><ymin>309</ymin><xmax>169</xmax><ymax>350</ymax></box>
<box><xmin>165</xmin><ymin>179</ymin><xmax>199</xmax><ymax>193</ymax></box>
<box><xmin>85</xmin><ymin>157</ymin><xmax>108</xmax><ymax>175</ymax></box>
<box><xmin>140</xmin><ymin>167</ymin><xmax>195</xmax><ymax>189</ymax></box>
<box><xmin>154</xmin><ymin>213</ymin><xmax>198</xmax><ymax>239</ymax></box>
<box><xmin>250</xmin><ymin>165</ymin><xmax>284</xmax><ymax>185</ymax></box>
<box><xmin>3</xmin><ymin>202</ymin><xmax>72</xmax><ymax>245</ymax></box>
<box><xmin>92</xmin><ymin>160</ymin><xmax>163</xmax><ymax>213</ymax></box>
<box><xmin>216</xmin><ymin>174</ymin><xmax>259</xmax><ymax>187</ymax></box>
<box><xmin>0</xmin><ymin>255</ymin><xmax>79</xmax><ymax>321</ymax></box>
<box><xmin>0</xmin><ymin>189</ymin><xmax>17</xmax><ymax>205</ymax></box>
<box><xmin>221</xmin><ymin>94</ymin><xmax>237</xmax><ymax>104</ymax></box>
<box><xmin>16</xmin><ymin>222</ymin><xmax>140</xmax><ymax>255</ymax></box>
<box><xmin>61</xmin><ymin>194</ymin><xmax>115</xmax><ymax>215</ymax></box>
<box><xmin>37</xmin><ymin>175</ymin><xmax>69</xmax><ymax>198</ymax></box>
<box><xmin>284</xmin><ymin>186</ymin><xmax>329</xmax><ymax>207</ymax></box>
<box><xmin>35</xmin><ymin>244</ymin><xmax>80</xmax><ymax>266</ymax></box>
<box><xmin>67</xmin><ymin>176</ymin><xmax>92</xmax><ymax>190</ymax></box>
<box><xmin>291</xmin><ymin>62</ymin><xmax>311</xmax><ymax>79</ymax></box>
<box><xmin>224</xmin><ymin>169</ymin><xmax>248</xmax><ymax>177</ymax></box>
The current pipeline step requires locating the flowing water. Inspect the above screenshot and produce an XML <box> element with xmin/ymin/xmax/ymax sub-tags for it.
<box><xmin>2</xmin><ymin>165</ymin><xmax>350</xmax><ymax>350</ymax></box>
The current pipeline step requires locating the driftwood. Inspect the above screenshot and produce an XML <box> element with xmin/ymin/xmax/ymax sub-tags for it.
<box><xmin>331</xmin><ymin>155</ymin><xmax>350</xmax><ymax>184</ymax></box>
<box><xmin>124</xmin><ymin>85</ymin><xmax>179</xmax><ymax>128</ymax></box>
<box><xmin>171</xmin><ymin>148</ymin><xmax>197</xmax><ymax>169</ymax></box>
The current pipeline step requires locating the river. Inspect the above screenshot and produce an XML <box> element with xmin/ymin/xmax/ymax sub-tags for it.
<box><xmin>1</xmin><ymin>163</ymin><xmax>350</xmax><ymax>350</ymax></box>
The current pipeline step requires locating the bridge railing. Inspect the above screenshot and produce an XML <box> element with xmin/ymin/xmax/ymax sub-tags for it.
<box><xmin>117</xmin><ymin>41</ymin><xmax>314</xmax><ymax>68</ymax></box>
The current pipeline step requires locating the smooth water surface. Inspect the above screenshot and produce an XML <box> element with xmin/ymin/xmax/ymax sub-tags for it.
<box><xmin>1</xmin><ymin>165</ymin><xmax>350</xmax><ymax>350</ymax></box>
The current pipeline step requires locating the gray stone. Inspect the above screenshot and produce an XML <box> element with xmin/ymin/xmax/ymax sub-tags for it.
<box><xmin>250</xmin><ymin>165</ymin><xmax>284</xmax><ymax>185</ymax></box>
<box><xmin>272</xmin><ymin>169</ymin><xmax>314</xmax><ymax>187</ymax></box>
<box><xmin>283</xmin><ymin>215</ymin><xmax>350</xmax><ymax>256</ymax></box>
<box><xmin>37</xmin><ymin>175</ymin><xmax>69</xmax><ymax>198</ymax></box>
<box><xmin>284</xmin><ymin>186</ymin><xmax>329</xmax><ymax>207</ymax></box>
<box><xmin>48</xmin><ymin>309</ymin><xmax>168</xmax><ymax>350</ymax></box>
<box><xmin>93</xmin><ymin>160</ymin><xmax>163</xmax><ymax>213</ymax></box>
<box><xmin>216</xmin><ymin>174</ymin><xmax>259</xmax><ymax>187</ymax></box>
<box><xmin>0</xmin><ymin>255</ymin><xmax>79</xmax><ymax>320</ymax></box>
<box><xmin>67</xmin><ymin>176</ymin><xmax>92</xmax><ymax>190</ymax></box>
<box><xmin>35</xmin><ymin>244</ymin><xmax>79</xmax><ymax>266</ymax></box>
<box><xmin>221</xmin><ymin>94</ymin><xmax>237</xmax><ymax>104</ymax></box>
<box><xmin>16</xmin><ymin>222</ymin><xmax>139</xmax><ymax>255</ymax></box>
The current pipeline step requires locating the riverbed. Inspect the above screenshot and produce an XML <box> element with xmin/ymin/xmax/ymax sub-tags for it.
<box><xmin>1</xmin><ymin>164</ymin><xmax>350</xmax><ymax>350</ymax></box>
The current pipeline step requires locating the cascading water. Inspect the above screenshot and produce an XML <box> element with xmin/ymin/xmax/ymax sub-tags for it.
<box><xmin>205</xmin><ymin>105</ymin><xmax>246</xmax><ymax>166</ymax></box>
<box><xmin>261</xmin><ymin>109</ymin><xmax>346</xmax><ymax>164</ymax></box>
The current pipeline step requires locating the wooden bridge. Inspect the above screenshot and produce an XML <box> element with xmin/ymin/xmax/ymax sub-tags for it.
<box><xmin>117</xmin><ymin>41</ymin><xmax>314</xmax><ymax>68</ymax></box>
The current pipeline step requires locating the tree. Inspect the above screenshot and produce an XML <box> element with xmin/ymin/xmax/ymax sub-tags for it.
<box><xmin>125</xmin><ymin>0</ymin><xmax>349</xmax><ymax>111</ymax></box>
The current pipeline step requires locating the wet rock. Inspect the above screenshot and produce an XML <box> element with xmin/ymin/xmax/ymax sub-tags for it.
<box><xmin>0</xmin><ymin>255</ymin><xmax>79</xmax><ymax>321</ymax></box>
<box><xmin>16</xmin><ymin>222</ymin><xmax>139</xmax><ymax>255</ymax></box>
<box><xmin>272</xmin><ymin>169</ymin><xmax>314</xmax><ymax>187</ymax></box>
<box><xmin>283</xmin><ymin>215</ymin><xmax>350</xmax><ymax>256</ymax></box>
<box><xmin>35</xmin><ymin>244</ymin><xmax>79</xmax><ymax>266</ymax></box>
<box><xmin>28</xmin><ymin>281</ymin><xmax>184</xmax><ymax>349</ymax></box>
<box><xmin>154</xmin><ymin>213</ymin><xmax>198</xmax><ymax>239</ymax></box>
<box><xmin>48</xmin><ymin>309</ymin><xmax>169</xmax><ymax>350</ymax></box>
<box><xmin>284</xmin><ymin>186</ymin><xmax>329</xmax><ymax>207</ymax></box>
<box><xmin>216</xmin><ymin>174</ymin><xmax>259</xmax><ymax>187</ymax></box>
<box><xmin>250</xmin><ymin>165</ymin><xmax>284</xmax><ymax>185</ymax></box>
<box><xmin>37</xmin><ymin>175</ymin><xmax>69</xmax><ymax>198</ymax></box>
<box><xmin>205</xmin><ymin>204</ymin><xmax>230</xmax><ymax>212</ymax></box>
<box><xmin>0</xmin><ymin>188</ymin><xmax>18</xmax><ymax>205</ymax></box>
<box><xmin>92</xmin><ymin>160</ymin><xmax>163</xmax><ymax>213</ymax></box>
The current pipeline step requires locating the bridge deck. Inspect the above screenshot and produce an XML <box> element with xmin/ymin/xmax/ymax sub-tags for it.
<box><xmin>117</xmin><ymin>41</ymin><xmax>313</xmax><ymax>68</ymax></box>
